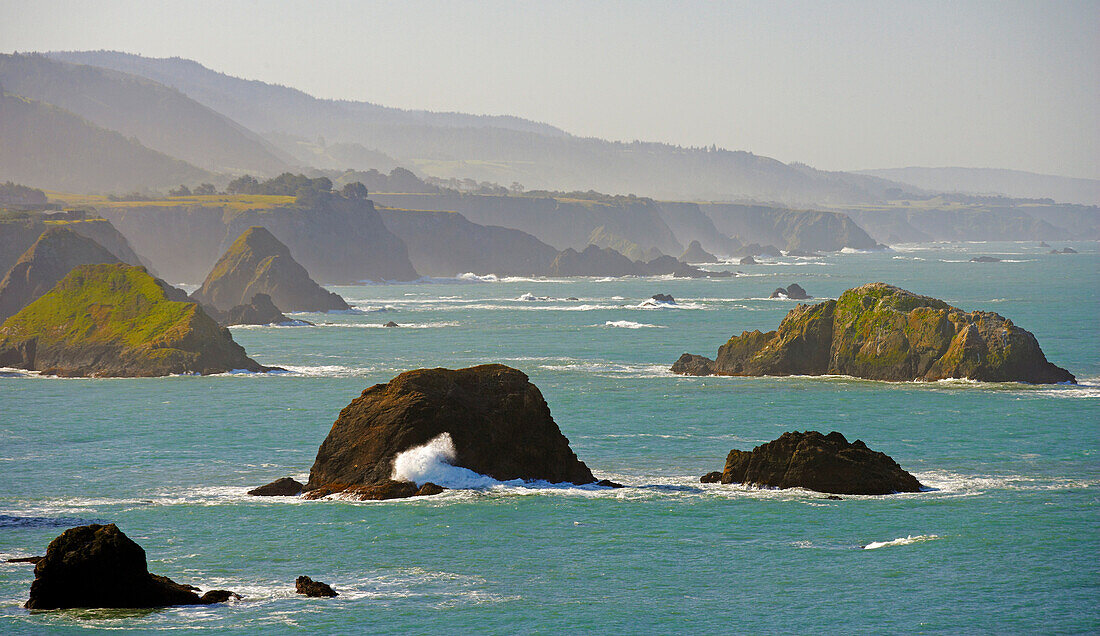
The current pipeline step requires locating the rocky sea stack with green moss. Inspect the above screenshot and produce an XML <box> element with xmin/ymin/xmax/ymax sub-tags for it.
<box><xmin>672</xmin><ymin>282</ymin><xmax>1075</xmax><ymax>384</ymax></box>
<box><xmin>0</xmin><ymin>263</ymin><xmax>271</xmax><ymax>376</ymax></box>
<box><xmin>192</xmin><ymin>226</ymin><xmax>350</xmax><ymax>313</ymax></box>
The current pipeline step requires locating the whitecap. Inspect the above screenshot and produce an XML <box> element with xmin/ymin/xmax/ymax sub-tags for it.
<box><xmin>862</xmin><ymin>534</ymin><xmax>940</xmax><ymax>550</ymax></box>
<box><xmin>601</xmin><ymin>320</ymin><xmax>665</xmax><ymax>329</ymax></box>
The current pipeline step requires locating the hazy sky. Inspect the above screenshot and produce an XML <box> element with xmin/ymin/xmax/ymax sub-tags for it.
<box><xmin>2</xmin><ymin>0</ymin><xmax>1098</xmax><ymax>179</ymax></box>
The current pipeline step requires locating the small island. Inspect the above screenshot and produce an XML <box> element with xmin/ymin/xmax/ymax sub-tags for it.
<box><xmin>672</xmin><ymin>282</ymin><xmax>1075</xmax><ymax>383</ymax></box>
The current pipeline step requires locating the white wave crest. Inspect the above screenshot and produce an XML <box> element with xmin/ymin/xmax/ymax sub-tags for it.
<box><xmin>391</xmin><ymin>433</ymin><xmax>500</xmax><ymax>488</ymax></box>
<box><xmin>862</xmin><ymin>534</ymin><xmax>940</xmax><ymax>550</ymax></box>
<box><xmin>602</xmin><ymin>320</ymin><xmax>664</xmax><ymax>329</ymax></box>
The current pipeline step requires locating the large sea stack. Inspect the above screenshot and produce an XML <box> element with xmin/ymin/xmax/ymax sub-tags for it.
<box><xmin>0</xmin><ymin>263</ymin><xmax>271</xmax><ymax>376</ymax></box>
<box><xmin>0</xmin><ymin>227</ymin><xmax>121</xmax><ymax>321</ymax></box>
<box><xmin>25</xmin><ymin>524</ymin><xmax>237</xmax><ymax>609</ymax></box>
<box><xmin>701</xmin><ymin>431</ymin><xmax>922</xmax><ymax>495</ymax></box>
<box><xmin>305</xmin><ymin>364</ymin><xmax>596</xmax><ymax>499</ymax></box>
<box><xmin>672</xmin><ymin>282</ymin><xmax>1075</xmax><ymax>383</ymax></box>
<box><xmin>192</xmin><ymin>226</ymin><xmax>350</xmax><ymax>313</ymax></box>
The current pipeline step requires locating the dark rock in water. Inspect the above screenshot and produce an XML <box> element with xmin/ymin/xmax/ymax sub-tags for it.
<box><xmin>24</xmin><ymin>523</ymin><xmax>238</xmax><ymax>609</ymax></box>
<box><xmin>1038</xmin><ymin>241</ymin><xmax>1050</xmax><ymax>248</ymax></box>
<box><xmin>295</xmin><ymin>576</ymin><xmax>337</xmax><ymax>598</ymax></box>
<box><xmin>699</xmin><ymin>471</ymin><xmax>723</xmax><ymax>483</ymax></box>
<box><xmin>383</xmin><ymin>321</ymin><xmax>399</xmax><ymax>327</ymax></box>
<box><xmin>769</xmin><ymin>287</ymin><xmax>789</xmax><ymax>299</ymax></box>
<box><xmin>223</xmin><ymin>293</ymin><xmax>297</xmax><ymax>326</ymax></box>
<box><xmin>416</xmin><ymin>482</ymin><xmax>446</xmax><ymax>496</ymax></box>
<box><xmin>304</xmin><ymin>364</ymin><xmax>596</xmax><ymax>499</ymax></box>
<box><xmin>710</xmin><ymin>430</ymin><xmax>923</xmax><ymax>495</ymax></box>
<box><xmin>739</xmin><ymin>256</ymin><xmax>757</xmax><ymax>265</ymax></box>
<box><xmin>786</xmin><ymin>249</ymin><xmax>823</xmax><ymax>258</ymax></box>
<box><xmin>644</xmin><ymin>255</ymin><xmax>732</xmax><ymax>278</ymax></box>
<box><xmin>248</xmin><ymin>477</ymin><xmax>304</xmax><ymax>496</ymax></box>
<box><xmin>0</xmin><ymin>227</ymin><xmax>120</xmax><ymax>322</ymax></box>
<box><xmin>824</xmin><ymin>495</ymin><xmax>843</xmax><ymax>500</ymax></box>
<box><xmin>671</xmin><ymin>353</ymin><xmax>716</xmax><ymax>376</ymax></box>
<box><xmin>650</xmin><ymin>294</ymin><xmax>676</xmax><ymax>303</ymax></box>
<box><xmin>739</xmin><ymin>243</ymin><xmax>782</xmax><ymax>258</ymax></box>
<box><xmin>566</xmin><ymin>297</ymin><xmax>579</xmax><ymax>301</ymax></box>
<box><xmin>0</xmin><ymin>264</ymin><xmax>274</xmax><ymax>377</ymax></box>
<box><xmin>193</xmin><ymin>226</ymin><xmax>350</xmax><ymax>313</ymax></box>
<box><xmin>594</xmin><ymin>479</ymin><xmax>624</xmax><ymax>488</ymax></box>
<box><xmin>547</xmin><ymin>245</ymin><xmax>642</xmax><ymax>277</ymax></box>
<box><xmin>1061</xmin><ymin>247</ymin><xmax>1077</xmax><ymax>254</ymax></box>
<box><xmin>769</xmin><ymin>284</ymin><xmax>810</xmax><ymax>300</ymax></box>
<box><xmin>680</xmin><ymin>240</ymin><xmax>718</xmax><ymax>263</ymax></box>
<box><xmin>970</xmin><ymin>256</ymin><xmax>1002</xmax><ymax>262</ymax></box>
<box><xmin>7</xmin><ymin>556</ymin><xmax>42</xmax><ymax>564</ymax></box>
<box><xmin>672</xmin><ymin>282</ymin><xmax>1075</xmax><ymax>384</ymax></box>
<box><xmin>302</xmin><ymin>479</ymin><xmax>419</xmax><ymax>501</ymax></box>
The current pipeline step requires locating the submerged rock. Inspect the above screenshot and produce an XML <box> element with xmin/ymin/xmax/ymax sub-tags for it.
<box><xmin>296</xmin><ymin>576</ymin><xmax>337</xmax><ymax>598</ymax></box>
<box><xmin>7</xmin><ymin>556</ymin><xmax>42</xmax><ymax>564</ymax></box>
<box><xmin>672</xmin><ymin>282</ymin><xmax>1075</xmax><ymax>383</ymax></box>
<box><xmin>0</xmin><ymin>263</ymin><xmax>273</xmax><ymax>377</ymax></box>
<box><xmin>248</xmin><ymin>477</ymin><xmax>304</xmax><ymax>496</ymax></box>
<box><xmin>193</xmin><ymin>226</ymin><xmax>350</xmax><ymax>313</ymax></box>
<box><xmin>0</xmin><ymin>227</ymin><xmax>121</xmax><ymax>322</ymax></box>
<box><xmin>680</xmin><ymin>240</ymin><xmax>718</xmax><ymax>263</ymax></box>
<box><xmin>382</xmin><ymin>321</ymin><xmax>399</xmax><ymax>328</ymax></box>
<box><xmin>650</xmin><ymin>294</ymin><xmax>676</xmax><ymax>304</ymax></box>
<box><xmin>304</xmin><ymin>364</ymin><xmax>596</xmax><ymax>499</ymax></box>
<box><xmin>708</xmin><ymin>431</ymin><xmax>922</xmax><ymax>495</ymax></box>
<box><xmin>24</xmin><ymin>524</ymin><xmax>238</xmax><ymax>609</ymax></box>
<box><xmin>970</xmin><ymin>256</ymin><xmax>1002</xmax><ymax>263</ymax></box>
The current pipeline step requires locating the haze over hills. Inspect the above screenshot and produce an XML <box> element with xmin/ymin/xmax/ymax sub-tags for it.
<box><xmin>45</xmin><ymin>50</ymin><xmax>906</xmax><ymax>205</ymax></box>
<box><xmin>855</xmin><ymin>167</ymin><xmax>1100</xmax><ymax>207</ymax></box>
<box><xmin>0</xmin><ymin>53</ymin><xmax>289</xmax><ymax>175</ymax></box>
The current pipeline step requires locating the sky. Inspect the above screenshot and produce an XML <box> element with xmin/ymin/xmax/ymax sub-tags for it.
<box><xmin>2</xmin><ymin>0</ymin><xmax>1098</xmax><ymax>179</ymax></box>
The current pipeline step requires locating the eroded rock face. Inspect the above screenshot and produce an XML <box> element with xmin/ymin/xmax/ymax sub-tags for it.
<box><xmin>709</xmin><ymin>431</ymin><xmax>922</xmax><ymax>495</ymax></box>
<box><xmin>193</xmin><ymin>226</ymin><xmax>349</xmax><ymax>313</ymax></box>
<box><xmin>0</xmin><ymin>263</ymin><xmax>272</xmax><ymax>377</ymax></box>
<box><xmin>672</xmin><ymin>282</ymin><xmax>1075</xmax><ymax>383</ymax></box>
<box><xmin>305</xmin><ymin>364</ymin><xmax>596</xmax><ymax>498</ymax></box>
<box><xmin>24</xmin><ymin>524</ymin><xmax>238</xmax><ymax>609</ymax></box>
<box><xmin>0</xmin><ymin>227</ymin><xmax>121</xmax><ymax>322</ymax></box>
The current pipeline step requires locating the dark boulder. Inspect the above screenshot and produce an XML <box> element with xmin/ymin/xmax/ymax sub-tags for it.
<box><xmin>738</xmin><ymin>256</ymin><xmax>757</xmax><ymax>265</ymax></box>
<box><xmin>304</xmin><ymin>364</ymin><xmax>596</xmax><ymax>499</ymax></box>
<box><xmin>383</xmin><ymin>321</ymin><xmax>399</xmax><ymax>328</ymax></box>
<box><xmin>1038</xmin><ymin>241</ymin><xmax>1050</xmax><ymax>248</ymax></box>
<box><xmin>222</xmin><ymin>293</ymin><xmax>298</xmax><ymax>326</ymax></box>
<box><xmin>415</xmin><ymin>482</ymin><xmax>447</xmax><ymax>496</ymax></box>
<box><xmin>680</xmin><ymin>240</ymin><xmax>718</xmax><ymax>263</ymax></box>
<box><xmin>769</xmin><ymin>284</ymin><xmax>811</xmax><ymax>300</ymax></box>
<box><xmin>7</xmin><ymin>556</ymin><xmax>42</xmax><ymax>564</ymax></box>
<box><xmin>248</xmin><ymin>477</ymin><xmax>304</xmax><ymax>496</ymax></box>
<box><xmin>670</xmin><ymin>353</ymin><xmax>716</xmax><ymax>376</ymax></box>
<box><xmin>24</xmin><ymin>524</ymin><xmax>238</xmax><ymax>609</ymax></box>
<box><xmin>970</xmin><ymin>256</ymin><xmax>1001</xmax><ymax>263</ymax></box>
<box><xmin>710</xmin><ymin>430</ymin><xmax>923</xmax><ymax>495</ymax></box>
<box><xmin>650</xmin><ymin>294</ymin><xmax>675</xmax><ymax>303</ymax></box>
<box><xmin>1061</xmin><ymin>247</ymin><xmax>1078</xmax><ymax>254</ymax></box>
<box><xmin>699</xmin><ymin>471</ymin><xmax>723</xmax><ymax>483</ymax></box>
<box><xmin>295</xmin><ymin>576</ymin><xmax>337</xmax><ymax>598</ymax></box>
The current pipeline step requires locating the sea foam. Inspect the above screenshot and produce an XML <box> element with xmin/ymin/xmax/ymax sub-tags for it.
<box><xmin>390</xmin><ymin>433</ymin><xmax>499</xmax><ymax>488</ymax></box>
<box><xmin>862</xmin><ymin>534</ymin><xmax>941</xmax><ymax>550</ymax></box>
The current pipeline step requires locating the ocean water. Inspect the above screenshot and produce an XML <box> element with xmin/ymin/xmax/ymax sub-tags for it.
<box><xmin>1</xmin><ymin>241</ymin><xmax>1097</xmax><ymax>634</ymax></box>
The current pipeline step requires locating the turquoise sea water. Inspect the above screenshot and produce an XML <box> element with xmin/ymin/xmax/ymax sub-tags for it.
<box><xmin>1</xmin><ymin>242</ymin><xmax>1097</xmax><ymax>634</ymax></box>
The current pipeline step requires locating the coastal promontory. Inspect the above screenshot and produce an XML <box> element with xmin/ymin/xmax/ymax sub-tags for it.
<box><xmin>672</xmin><ymin>282</ymin><xmax>1074</xmax><ymax>383</ymax></box>
<box><xmin>192</xmin><ymin>226</ymin><xmax>350</xmax><ymax>313</ymax></box>
<box><xmin>304</xmin><ymin>364</ymin><xmax>597</xmax><ymax>499</ymax></box>
<box><xmin>0</xmin><ymin>263</ymin><xmax>271</xmax><ymax>376</ymax></box>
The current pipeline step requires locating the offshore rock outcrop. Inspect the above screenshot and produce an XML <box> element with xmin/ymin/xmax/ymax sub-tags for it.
<box><xmin>248</xmin><ymin>477</ymin><xmax>304</xmax><ymax>496</ymax></box>
<box><xmin>296</xmin><ymin>576</ymin><xmax>337</xmax><ymax>598</ymax></box>
<box><xmin>672</xmin><ymin>282</ymin><xmax>1075</xmax><ymax>383</ymax></box>
<box><xmin>304</xmin><ymin>364</ymin><xmax>596</xmax><ymax>500</ymax></box>
<box><xmin>0</xmin><ymin>263</ymin><xmax>271</xmax><ymax>377</ymax></box>
<box><xmin>680</xmin><ymin>240</ymin><xmax>718</xmax><ymax>263</ymax></box>
<box><xmin>769</xmin><ymin>284</ymin><xmax>811</xmax><ymax>300</ymax></box>
<box><xmin>193</xmin><ymin>226</ymin><xmax>349</xmax><ymax>313</ymax></box>
<box><xmin>703</xmin><ymin>431</ymin><xmax>922</xmax><ymax>495</ymax></box>
<box><xmin>222</xmin><ymin>293</ymin><xmax>294</xmax><ymax>326</ymax></box>
<box><xmin>547</xmin><ymin>245</ymin><xmax>732</xmax><ymax>278</ymax></box>
<box><xmin>24</xmin><ymin>524</ymin><xmax>238</xmax><ymax>609</ymax></box>
<box><xmin>0</xmin><ymin>227</ymin><xmax>120</xmax><ymax>321</ymax></box>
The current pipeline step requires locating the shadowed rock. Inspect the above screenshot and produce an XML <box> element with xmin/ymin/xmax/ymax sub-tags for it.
<box><xmin>24</xmin><ymin>524</ymin><xmax>238</xmax><ymax>609</ymax></box>
<box><xmin>222</xmin><ymin>293</ymin><xmax>296</xmax><ymax>326</ymax></box>
<box><xmin>304</xmin><ymin>364</ymin><xmax>596</xmax><ymax>499</ymax></box>
<box><xmin>708</xmin><ymin>430</ymin><xmax>922</xmax><ymax>495</ymax></box>
<box><xmin>248</xmin><ymin>477</ymin><xmax>304</xmax><ymax>496</ymax></box>
<box><xmin>296</xmin><ymin>576</ymin><xmax>337</xmax><ymax>598</ymax></box>
<box><xmin>680</xmin><ymin>240</ymin><xmax>718</xmax><ymax>263</ymax></box>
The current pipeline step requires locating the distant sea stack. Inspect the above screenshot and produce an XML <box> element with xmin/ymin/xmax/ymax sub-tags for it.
<box><xmin>193</xmin><ymin>226</ymin><xmax>350</xmax><ymax>313</ymax></box>
<box><xmin>221</xmin><ymin>293</ymin><xmax>294</xmax><ymax>326</ymax></box>
<box><xmin>547</xmin><ymin>245</ymin><xmax>732</xmax><ymax>278</ymax></box>
<box><xmin>680</xmin><ymin>240</ymin><xmax>718</xmax><ymax>263</ymax></box>
<box><xmin>0</xmin><ymin>227</ymin><xmax>121</xmax><ymax>321</ymax></box>
<box><xmin>25</xmin><ymin>523</ymin><xmax>238</xmax><ymax>609</ymax></box>
<box><xmin>700</xmin><ymin>431</ymin><xmax>922</xmax><ymax>495</ymax></box>
<box><xmin>0</xmin><ymin>263</ymin><xmax>272</xmax><ymax>377</ymax></box>
<box><xmin>672</xmin><ymin>282</ymin><xmax>1075</xmax><ymax>384</ymax></box>
<box><xmin>303</xmin><ymin>364</ymin><xmax>597</xmax><ymax>500</ymax></box>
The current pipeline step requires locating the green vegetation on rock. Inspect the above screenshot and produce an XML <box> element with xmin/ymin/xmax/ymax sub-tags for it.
<box><xmin>673</xmin><ymin>282</ymin><xmax>1075</xmax><ymax>384</ymax></box>
<box><xmin>0</xmin><ymin>263</ymin><xmax>268</xmax><ymax>376</ymax></box>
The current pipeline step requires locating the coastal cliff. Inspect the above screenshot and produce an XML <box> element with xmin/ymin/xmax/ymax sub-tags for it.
<box><xmin>673</xmin><ymin>282</ymin><xmax>1075</xmax><ymax>383</ymax></box>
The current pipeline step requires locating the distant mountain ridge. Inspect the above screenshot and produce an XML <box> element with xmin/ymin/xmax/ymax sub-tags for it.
<box><xmin>856</xmin><ymin>167</ymin><xmax>1100</xmax><ymax>206</ymax></box>
<box><xmin>46</xmin><ymin>50</ymin><xmax>907</xmax><ymax>205</ymax></box>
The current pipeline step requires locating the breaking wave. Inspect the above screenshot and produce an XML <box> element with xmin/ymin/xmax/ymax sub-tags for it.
<box><xmin>862</xmin><ymin>534</ymin><xmax>941</xmax><ymax>550</ymax></box>
<box><xmin>390</xmin><ymin>433</ymin><xmax>500</xmax><ymax>489</ymax></box>
<box><xmin>601</xmin><ymin>320</ymin><xmax>665</xmax><ymax>329</ymax></box>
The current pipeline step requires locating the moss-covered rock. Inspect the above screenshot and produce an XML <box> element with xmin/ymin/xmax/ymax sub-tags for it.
<box><xmin>192</xmin><ymin>226</ymin><xmax>350</xmax><ymax>313</ymax></box>
<box><xmin>673</xmin><ymin>282</ymin><xmax>1074</xmax><ymax>383</ymax></box>
<box><xmin>0</xmin><ymin>227</ymin><xmax>121</xmax><ymax>321</ymax></box>
<box><xmin>0</xmin><ymin>263</ymin><xmax>271</xmax><ymax>376</ymax></box>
